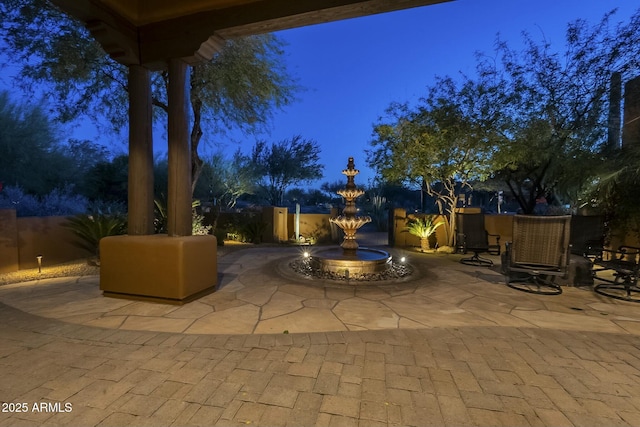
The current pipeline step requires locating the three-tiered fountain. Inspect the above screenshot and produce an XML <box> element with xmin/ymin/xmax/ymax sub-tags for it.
<box><xmin>310</xmin><ymin>157</ymin><xmax>392</xmax><ymax>279</ymax></box>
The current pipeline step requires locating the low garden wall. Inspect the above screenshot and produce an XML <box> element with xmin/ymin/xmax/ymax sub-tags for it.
<box><xmin>0</xmin><ymin>207</ymin><xmax>336</xmax><ymax>274</ymax></box>
<box><xmin>206</xmin><ymin>207</ymin><xmax>335</xmax><ymax>244</ymax></box>
<box><xmin>0</xmin><ymin>209</ymin><xmax>90</xmax><ymax>273</ymax></box>
<box><xmin>0</xmin><ymin>209</ymin><xmax>19</xmax><ymax>274</ymax></box>
<box><xmin>391</xmin><ymin>208</ymin><xmax>514</xmax><ymax>252</ymax></box>
<box><xmin>6</xmin><ymin>205</ymin><xmax>635</xmax><ymax>274</ymax></box>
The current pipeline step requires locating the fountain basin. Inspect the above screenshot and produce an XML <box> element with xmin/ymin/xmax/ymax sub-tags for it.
<box><xmin>310</xmin><ymin>247</ymin><xmax>392</xmax><ymax>278</ymax></box>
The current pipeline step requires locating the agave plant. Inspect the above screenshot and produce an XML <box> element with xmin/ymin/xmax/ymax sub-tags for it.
<box><xmin>63</xmin><ymin>213</ymin><xmax>127</xmax><ymax>264</ymax></box>
<box><xmin>405</xmin><ymin>216</ymin><xmax>444</xmax><ymax>252</ymax></box>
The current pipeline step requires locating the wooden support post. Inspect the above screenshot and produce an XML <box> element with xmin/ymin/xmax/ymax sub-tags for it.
<box><xmin>127</xmin><ymin>65</ymin><xmax>154</xmax><ymax>235</ymax></box>
<box><xmin>167</xmin><ymin>58</ymin><xmax>192</xmax><ymax>236</ymax></box>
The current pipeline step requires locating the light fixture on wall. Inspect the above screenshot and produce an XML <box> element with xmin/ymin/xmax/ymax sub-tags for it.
<box><xmin>36</xmin><ymin>255</ymin><xmax>43</xmax><ymax>273</ymax></box>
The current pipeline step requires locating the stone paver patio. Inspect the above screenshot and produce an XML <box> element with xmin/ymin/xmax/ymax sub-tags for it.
<box><xmin>1</xmin><ymin>244</ymin><xmax>640</xmax><ymax>426</ymax></box>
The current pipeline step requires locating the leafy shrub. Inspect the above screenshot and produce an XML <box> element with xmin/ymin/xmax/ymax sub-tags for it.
<box><xmin>404</xmin><ymin>215</ymin><xmax>444</xmax><ymax>252</ymax></box>
<box><xmin>63</xmin><ymin>213</ymin><xmax>127</xmax><ymax>262</ymax></box>
<box><xmin>0</xmin><ymin>185</ymin><xmax>41</xmax><ymax>216</ymax></box>
<box><xmin>239</xmin><ymin>218</ymin><xmax>268</xmax><ymax>243</ymax></box>
<box><xmin>404</xmin><ymin>215</ymin><xmax>444</xmax><ymax>238</ymax></box>
<box><xmin>0</xmin><ymin>185</ymin><xmax>87</xmax><ymax>217</ymax></box>
<box><xmin>154</xmin><ymin>197</ymin><xmax>212</xmax><ymax>235</ymax></box>
<box><xmin>39</xmin><ymin>185</ymin><xmax>87</xmax><ymax>216</ymax></box>
<box><xmin>192</xmin><ymin>211</ymin><xmax>213</xmax><ymax>236</ymax></box>
<box><xmin>154</xmin><ymin>196</ymin><xmax>168</xmax><ymax>233</ymax></box>
<box><xmin>217</xmin><ymin>212</ymin><xmax>267</xmax><ymax>243</ymax></box>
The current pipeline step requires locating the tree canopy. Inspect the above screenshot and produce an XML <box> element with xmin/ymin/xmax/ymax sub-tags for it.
<box><xmin>0</xmin><ymin>0</ymin><xmax>299</xmax><ymax>195</ymax></box>
<box><xmin>483</xmin><ymin>8</ymin><xmax>640</xmax><ymax>213</ymax></box>
<box><xmin>0</xmin><ymin>91</ymin><xmax>105</xmax><ymax>196</ymax></box>
<box><xmin>251</xmin><ymin>135</ymin><xmax>324</xmax><ymax>206</ymax></box>
<box><xmin>368</xmin><ymin>78</ymin><xmax>498</xmax><ymax>245</ymax></box>
<box><xmin>369</xmin><ymin>7</ymin><xmax>640</xmax><ymax>222</ymax></box>
<box><xmin>197</xmin><ymin>149</ymin><xmax>258</xmax><ymax>209</ymax></box>
<box><xmin>0</xmin><ymin>91</ymin><xmax>57</xmax><ymax>194</ymax></box>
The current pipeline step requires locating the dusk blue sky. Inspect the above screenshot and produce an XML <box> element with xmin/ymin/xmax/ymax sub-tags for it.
<box><xmin>1</xmin><ymin>0</ymin><xmax>638</xmax><ymax>191</ymax></box>
<box><xmin>256</xmin><ymin>0</ymin><xmax>638</xmax><ymax>188</ymax></box>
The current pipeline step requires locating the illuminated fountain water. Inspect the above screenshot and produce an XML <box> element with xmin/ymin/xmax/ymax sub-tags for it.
<box><xmin>309</xmin><ymin>157</ymin><xmax>392</xmax><ymax>279</ymax></box>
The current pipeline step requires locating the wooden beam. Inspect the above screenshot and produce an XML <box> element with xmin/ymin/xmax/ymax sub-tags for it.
<box><xmin>216</xmin><ymin>0</ymin><xmax>452</xmax><ymax>37</ymax></box>
<box><xmin>138</xmin><ymin>0</ymin><xmax>451</xmax><ymax>66</ymax></box>
<box><xmin>52</xmin><ymin>0</ymin><xmax>450</xmax><ymax>67</ymax></box>
<box><xmin>50</xmin><ymin>0</ymin><xmax>140</xmax><ymax>64</ymax></box>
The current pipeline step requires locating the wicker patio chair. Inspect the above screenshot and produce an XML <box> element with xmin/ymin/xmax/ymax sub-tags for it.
<box><xmin>591</xmin><ymin>245</ymin><xmax>640</xmax><ymax>303</ymax></box>
<box><xmin>456</xmin><ymin>213</ymin><xmax>500</xmax><ymax>266</ymax></box>
<box><xmin>503</xmin><ymin>215</ymin><xmax>572</xmax><ymax>295</ymax></box>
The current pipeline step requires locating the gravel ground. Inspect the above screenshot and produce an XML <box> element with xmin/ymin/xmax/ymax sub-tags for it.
<box><xmin>0</xmin><ymin>261</ymin><xmax>100</xmax><ymax>286</ymax></box>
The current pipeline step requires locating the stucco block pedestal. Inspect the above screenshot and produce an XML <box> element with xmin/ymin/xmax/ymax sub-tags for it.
<box><xmin>100</xmin><ymin>234</ymin><xmax>217</xmax><ymax>304</ymax></box>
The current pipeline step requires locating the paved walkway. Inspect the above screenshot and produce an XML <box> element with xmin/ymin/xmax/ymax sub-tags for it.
<box><xmin>1</xmin><ymin>244</ymin><xmax>640</xmax><ymax>426</ymax></box>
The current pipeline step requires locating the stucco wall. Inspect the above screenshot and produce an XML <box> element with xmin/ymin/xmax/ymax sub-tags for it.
<box><xmin>0</xmin><ymin>212</ymin><xmax>92</xmax><ymax>273</ymax></box>
<box><xmin>484</xmin><ymin>214</ymin><xmax>514</xmax><ymax>252</ymax></box>
<box><xmin>0</xmin><ymin>209</ymin><xmax>19</xmax><ymax>274</ymax></box>
<box><xmin>16</xmin><ymin>216</ymin><xmax>91</xmax><ymax>270</ymax></box>
<box><xmin>287</xmin><ymin>213</ymin><xmax>333</xmax><ymax>243</ymax></box>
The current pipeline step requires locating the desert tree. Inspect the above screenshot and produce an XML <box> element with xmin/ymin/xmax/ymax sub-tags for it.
<box><xmin>250</xmin><ymin>135</ymin><xmax>324</xmax><ymax>206</ymax></box>
<box><xmin>482</xmin><ymin>8</ymin><xmax>640</xmax><ymax>212</ymax></box>
<box><xmin>198</xmin><ymin>149</ymin><xmax>258</xmax><ymax>210</ymax></box>
<box><xmin>368</xmin><ymin>77</ymin><xmax>499</xmax><ymax>245</ymax></box>
<box><xmin>0</xmin><ymin>90</ymin><xmax>78</xmax><ymax>195</ymax></box>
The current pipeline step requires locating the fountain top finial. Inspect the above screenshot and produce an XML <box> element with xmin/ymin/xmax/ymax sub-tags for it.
<box><xmin>342</xmin><ymin>156</ymin><xmax>360</xmax><ymax>178</ymax></box>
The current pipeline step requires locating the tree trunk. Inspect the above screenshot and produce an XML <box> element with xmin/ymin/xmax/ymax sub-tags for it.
<box><xmin>447</xmin><ymin>209</ymin><xmax>456</xmax><ymax>247</ymax></box>
<box><xmin>423</xmin><ymin>177</ymin><xmax>456</xmax><ymax>247</ymax></box>
<box><xmin>190</xmin><ymin>94</ymin><xmax>204</xmax><ymax>195</ymax></box>
<box><xmin>420</xmin><ymin>237</ymin><xmax>430</xmax><ymax>252</ymax></box>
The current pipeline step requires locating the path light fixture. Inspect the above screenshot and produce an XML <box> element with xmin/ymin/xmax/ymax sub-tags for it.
<box><xmin>37</xmin><ymin>255</ymin><xmax>43</xmax><ymax>273</ymax></box>
<box><xmin>298</xmin><ymin>245</ymin><xmax>312</xmax><ymax>260</ymax></box>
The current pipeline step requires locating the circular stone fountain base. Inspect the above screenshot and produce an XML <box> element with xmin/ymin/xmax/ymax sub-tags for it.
<box><xmin>310</xmin><ymin>247</ymin><xmax>392</xmax><ymax>278</ymax></box>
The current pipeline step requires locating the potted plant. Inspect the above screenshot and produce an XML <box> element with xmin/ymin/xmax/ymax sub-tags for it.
<box><xmin>405</xmin><ymin>215</ymin><xmax>444</xmax><ymax>252</ymax></box>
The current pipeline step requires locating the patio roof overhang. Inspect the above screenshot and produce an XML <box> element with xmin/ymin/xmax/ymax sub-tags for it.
<box><xmin>49</xmin><ymin>0</ymin><xmax>451</xmax><ymax>69</ymax></box>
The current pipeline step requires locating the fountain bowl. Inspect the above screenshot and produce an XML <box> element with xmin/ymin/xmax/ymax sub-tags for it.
<box><xmin>310</xmin><ymin>247</ymin><xmax>392</xmax><ymax>278</ymax></box>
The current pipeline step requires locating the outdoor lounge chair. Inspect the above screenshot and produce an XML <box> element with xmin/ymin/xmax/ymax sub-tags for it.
<box><xmin>590</xmin><ymin>245</ymin><xmax>640</xmax><ymax>303</ymax></box>
<box><xmin>503</xmin><ymin>215</ymin><xmax>571</xmax><ymax>295</ymax></box>
<box><xmin>456</xmin><ymin>213</ymin><xmax>500</xmax><ymax>266</ymax></box>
